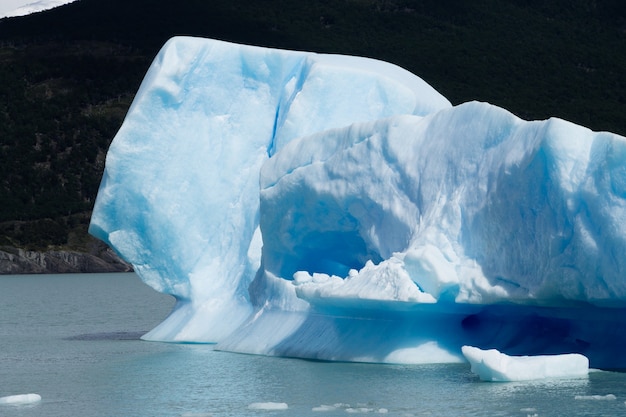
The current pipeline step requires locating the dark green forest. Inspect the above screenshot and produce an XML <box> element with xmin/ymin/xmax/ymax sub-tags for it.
<box><xmin>1</xmin><ymin>0</ymin><xmax>625</xmax><ymax>251</ymax></box>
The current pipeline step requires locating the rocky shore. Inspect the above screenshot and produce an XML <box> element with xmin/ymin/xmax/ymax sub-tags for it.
<box><xmin>0</xmin><ymin>245</ymin><xmax>133</xmax><ymax>274</ymax></box>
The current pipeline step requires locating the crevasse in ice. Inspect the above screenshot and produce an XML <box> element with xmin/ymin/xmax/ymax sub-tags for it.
<box><xmin>90</xmin><ymin>37</ymin><xmax>626</xmax><ymax>369</ymax></box>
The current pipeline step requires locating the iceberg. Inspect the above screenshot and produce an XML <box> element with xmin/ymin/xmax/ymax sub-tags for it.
<box><xmin>461</xmin><ymin>346</ymin><xmax>589</xmax><ymax>382</ymax></box>
<box><xmin>90</xmin><ymin>37</ymin><xmax>626</xmax><ymax>369</ymax></box>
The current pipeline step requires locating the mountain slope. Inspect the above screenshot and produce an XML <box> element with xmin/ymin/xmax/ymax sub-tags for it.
<box><xmin>1</xmin><ymin>0</ymin><xmax>625</xmax><ymax>271</ymax></box>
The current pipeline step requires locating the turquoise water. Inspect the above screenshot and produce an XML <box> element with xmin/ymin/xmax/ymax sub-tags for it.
<box><xmin>1</xmin><ymin>273</ymin><xmax>625</xmax><ymax>416</ymax></box>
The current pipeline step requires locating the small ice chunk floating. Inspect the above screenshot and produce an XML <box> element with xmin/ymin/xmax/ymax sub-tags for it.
<box><xmin>462</xmin><ymin>346</ymin><xmax>589</xmax><ymax>382</ymax></box>
<box><xmin>0</xmin><ymin>393</ymin><xmax>42</xmax><ymax>405</ymax></box>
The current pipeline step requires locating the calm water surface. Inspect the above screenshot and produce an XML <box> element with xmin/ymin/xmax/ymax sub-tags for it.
<box><xmin>1</xmin><ymin>273</ymin><xmax>625</xmax><ymax>417</ymax></box>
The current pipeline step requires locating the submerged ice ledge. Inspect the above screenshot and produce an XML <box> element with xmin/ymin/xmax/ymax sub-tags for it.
<box><xmin>90</xmin><ymin>37</ymin><xmax>626</xmax><ymax>369</ymax></box>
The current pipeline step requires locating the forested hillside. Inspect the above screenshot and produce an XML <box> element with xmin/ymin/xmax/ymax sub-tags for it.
<box><xmin>1</xmin><ymin>0</ymin><xmax>625</xmax><ymax>268</ymax></box>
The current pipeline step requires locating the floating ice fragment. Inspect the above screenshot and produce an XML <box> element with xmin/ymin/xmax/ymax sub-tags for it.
<box><xmin>312</xmin><ymin>404</ymin><xmax>337</xmax><ymax>412</ymax></box>
<box><xmin>462</xmin><ymin>346</ymin><xmax>589</xmax><ymax>382</ymax></box>
<box><xmin>247</xmin><ymin>402</ymin><xmax>289</xmax><ymax>410</ymax></box>
<box><xmin>346</xmin><ymin>407</ymin><xmax>374</xmax><ymax>413</ymax></box>
<box><xmin>574</xmin><ymin>394</ymin><xmax>616</xmax><ymax>400</ymax></box>
<box><xmin>0</xmin><ymin>393</ymin><xmax>41</xmax><ymax>405</ymax></box>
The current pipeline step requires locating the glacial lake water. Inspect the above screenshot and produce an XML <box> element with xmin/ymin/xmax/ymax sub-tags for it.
<box><xmin>1</xmin><ymin>273</ymin><xmax>626</xmax><ymax>417</ymax></box>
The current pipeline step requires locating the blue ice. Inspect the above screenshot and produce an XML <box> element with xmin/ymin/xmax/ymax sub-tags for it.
<box><xmin>90</xmin><ymin>37</ymin><xmax>626</xmax><ymax>370</ymax></box>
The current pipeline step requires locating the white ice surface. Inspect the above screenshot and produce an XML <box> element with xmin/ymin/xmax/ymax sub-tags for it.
<box><xmin>0</xmin><ymin>393</ymin><xmax>41</xmax><ymax>405</ymax></box>
<box><xmin>247</xmin><ymin>402</ymin><xmax>288</xmax><ymax>410</ymax></box>
<box><xmin>462</xmin><ymin>346</ymin><xmax>589</xmax><ymax>382</ymax></box>
<box><xmin>574</xmin><ymin>394</ymin><xmax>617</xmax><ymax>400</ymax></box>
<box><xmin>0</xmin><ymin>0</ymin><xmax>75</xmax><ymax>18</ymax></box>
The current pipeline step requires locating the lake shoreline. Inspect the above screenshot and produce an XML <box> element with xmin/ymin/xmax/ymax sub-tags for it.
<box><xmin>0</xmin><ymin>245</ymin><xmax>132</xmax><ymax>274</ymax></box>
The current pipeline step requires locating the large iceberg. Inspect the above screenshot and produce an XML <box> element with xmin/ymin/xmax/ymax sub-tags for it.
<box><xmin>90</xmin><ymin>37</ymin><xmax>626</xmax><ymax>369</ymax></box>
